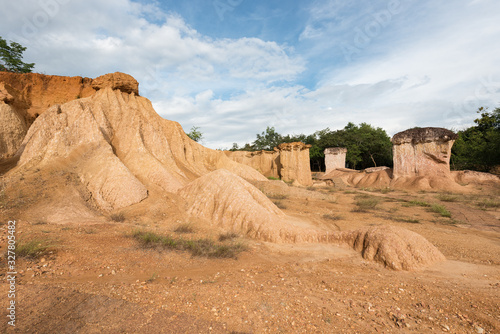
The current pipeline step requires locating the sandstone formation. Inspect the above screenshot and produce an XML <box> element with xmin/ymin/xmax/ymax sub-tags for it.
<box><xmin>0</xmin><ymin>83</ymin><xmax>27</xmax><ymax>159</ymax></box>
<box><xmin>224</xmin><ymin>150</ymin><xmax>280</xmax><ymax>179</ymax></box>
<box><xmin>392</xmin><ymin>127</ymin><xmax>457</xmax><ymax>178</ymax></box>
<box><xmin>1</xmin><ymin>72</ymin><xmax>447</xmax><ymax>271</ymax></box>
<box><xmin>321</xmin><ymin>168</ymin><xmax>392</xmax><ymax>189</ymax></box>
<box><xmin>178</xmin><ymin>169</ymin><xmax>445</xmax><ymax>270</ymax></box>
<box><xmin>277</xmin><ymin>142</ymin><xmax>312</xmax><ymax>186</ymax></box>
<box><xmin>324</xmin><ymin>147</ymin><xmax>347</xmax><ymax>173</ymax></box>
<box><xmin>0</xmin><ymin>72</ymin><xmax>140</xmax><ymax>159</ymax></box>
<box><xmin>91</xmin><ymin>72</ymin><xmax>139</xmax><ymax>95</ymax></box>
<box><xmin>15</xmin><ymin>82</ymin><xmax>266</xmax><ymax>210</ymax></box>
<box><xmin>340</xmin><ymin>226</ymin><xmax>446</xmax><ymax>271</ymax></box>
<box><xmin>225</xmin><ymin>142</ymin><xmax>313</xmax><ymax>186</ymax></box>
<box><xmin>452</xmin><ymin>170</ymin><xmax>500</xmax><ymax>185</ymax></box>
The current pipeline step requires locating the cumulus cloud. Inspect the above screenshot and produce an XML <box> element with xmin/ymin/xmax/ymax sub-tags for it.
<box><xmin>1</xmin><ymin>0</ymin><xmax>499</xmax><ymax>149</ymax></box>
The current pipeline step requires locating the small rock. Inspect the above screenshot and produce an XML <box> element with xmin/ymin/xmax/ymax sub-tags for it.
<box><xmin>474</xmin><ymin>325</ymin><xmax>484</xmax><ymax>334</ymax></box>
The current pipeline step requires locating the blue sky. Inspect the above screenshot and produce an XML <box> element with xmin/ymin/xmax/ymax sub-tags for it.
<box><xmin>2</xmin><ymin>0</ymin><xmax>500</xmax><ymax>148</ymax></box>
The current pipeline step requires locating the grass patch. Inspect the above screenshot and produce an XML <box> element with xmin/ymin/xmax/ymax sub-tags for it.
<box><xmin>273</xmin><ymin>200</ymin><xmax>287</xmax><ymax>209</ymax></box>
<box><xmin>403</xmin><ymin>200</ymin><xmax>431</xmax><ymax>207</ymax></box>
<box><xmin>429</xmin><ymin>204</ymin><xmax>452</xmax><ymax>218</ymax></box>
<box><xmin>15</xmin><ymin>239</ymin><xmax>53</xmax><ymax>259</ymax></box>
<box><xmin>174</xmin><ymin>223</ymin><xmax>195</xmax><ymax>234</ymax></box>
<box><xmin>110</xmin><ymin>212</ymin><xmax>126</xmax><ymax>222</ymax></box>
<box><xmin>353</xmin><ymin>197</ymin><xmax>380</xmax><ymax>212</ymax></box>
<box><xmin>132</xmin><ymin>230</ymin><xmax>247</xmax><ymax>259</ymax></box>
<box><xmin>219</xmin><ymin>232</ymin><xmax>239</xmax><ymax>242</ymax></box>
<box><xmin>322</xmin><ymin>214</ymin><xmax>343</xmax><ymax>221</ymax></box>
<box><xmin>475</xmin><ymin>199</ymin><xmax>500</xmax><ymax>209</ymax></box>
<box><xmin>436</xmin><ymin>194</ymin><xmax>459</xmax><ymax>202</ymax></box>
<box><xmin>267</xmin><ymin>176</ymin><xmax>280</xmax><ymax>181</ymax></box>
<box><xmin>147</xmin><ymin>272</ymin><xmax>158</xmax><ymax>283</ymax></box>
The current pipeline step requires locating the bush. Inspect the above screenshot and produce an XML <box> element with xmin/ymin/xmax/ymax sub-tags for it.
<box><xmin>132</xmin><ymin>230</ymin><xmax>247</xmax><ymax>259</ymax></box>
<box><xmin>429</xmin><ymin>204</ymin><xmax>451</xmax><ymax>218</ymax></box>
<box><xmin>353</xmin><ymin>197</ymin><xmax>380</xmax><ymax>212</ymax></box>
<box><xmin>15</xmin><ymin>239</ymin><xmax>52</xmax><ymax>259</ymax></box>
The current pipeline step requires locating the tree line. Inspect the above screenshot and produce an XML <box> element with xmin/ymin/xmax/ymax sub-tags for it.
<box><xmin>229</xmin><ymin>108</ymin><xmax>500</xmax><ymax>173</ymax></box>
<box><xmin>230</xmin><ymin>122</ymin><xmax>393</xmax><ymax>171</ymax></box>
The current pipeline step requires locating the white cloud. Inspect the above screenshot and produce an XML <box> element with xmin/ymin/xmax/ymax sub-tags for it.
<box><xmin>1</xmin><ymin>0</ymin><xmax>499</xmax><ymax>150</ymax></box>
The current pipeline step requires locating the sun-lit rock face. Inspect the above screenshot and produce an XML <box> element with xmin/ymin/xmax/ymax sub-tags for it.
<box><xmin>392</xmin><ymin>127</ymin><xmax>457</xmax><ymax>179</ymax></box>
<box><xmin>276</xmin><ymin>142</ymin><xmax>313</xmax><ymax>186</ymax></box>
<box><xmin>324</xmin><ymin>147</ymin><xmax>347</xmax><ymax>173</ymax></box>
<box><xmin>224</xmin><ymin>150</ymin><xmax>280</xmax><ymax>179</ymax></box>
<box><xmin>225</xmin><ymin>142</ymin><xmax>313</xmax><ymax>186</ymax></box>
<box><xmin>16</xmin><ymin>80</ymin><xmax>266</xmax><ymax>210</ymax></box>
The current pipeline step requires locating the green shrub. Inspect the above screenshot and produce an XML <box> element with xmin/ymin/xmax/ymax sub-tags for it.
<box><xmin>353</xmin><ymin>198</ymin><xmax>380</xmax><ymax>212</ymax></box>
<box><xmin>429</xmin><ymin>204</ymin><xmax>451</xmax><ymax>218</ymax></box>
<box><xmin>132</xmin><ymin>230</ymin><xmax>247</xmax><ymax>259</ymax></box>
<box><xmin>15</xmin><ymin>239</ymin><xmax>52</xmax><ymax>259</ymax></box>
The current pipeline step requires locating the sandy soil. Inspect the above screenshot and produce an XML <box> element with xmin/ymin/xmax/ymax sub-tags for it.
<box><xmin>0</xmin><ymin>176</ymin><xmax>499</xmax><ymax>333</ymax></box>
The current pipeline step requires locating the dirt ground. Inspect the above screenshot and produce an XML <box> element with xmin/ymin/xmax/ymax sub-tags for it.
<box><xmin>0</xmin><ymin>172</ymin><xmax>499</xmax><ymax>333</ymax></box>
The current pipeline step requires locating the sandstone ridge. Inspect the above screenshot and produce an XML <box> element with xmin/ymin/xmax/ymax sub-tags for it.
<box><xmin>0</xmin><ymin>72</ymin><xmax>138</xmax><ymax>158</ymax></box>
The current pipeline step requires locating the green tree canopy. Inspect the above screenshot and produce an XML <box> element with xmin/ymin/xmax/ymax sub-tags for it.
<box><xmin>314</xmin><ymin>122</ymin><xmax>393</xmax><ymax>169</ymax></box>
<box><xmin>252</xmin><ymin>126</ymin><xmax>283</xmax><ymax>150</ymax></box>
<box><xmin>0</xmin><ymin>37</ymin><xmax>35</xmax><ymax>73</ymax></box>
<box><xmin>186</xmin><ymin>126</ymin><xmax>203</xmax><ymax>142</ymax></box>
<box><xmin>451</xmin><ymin>107</ymin><xmax>500</xmax><ymax>171</ymax></box>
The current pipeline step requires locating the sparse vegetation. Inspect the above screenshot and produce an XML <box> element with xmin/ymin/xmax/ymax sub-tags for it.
<box><xmin>15</xmin><ymin>239</ymin><xmax>52</xmax><ymax>259</ymax></box>
<box><xmin>403</xmin><ymin>200</ymin><xmax>431</xmax><ymax>207</ymax></box>
<box><xmin>429</xmin><ymin>204</ymin><xmax>452</xmax><ymax>218</ymax></box>
<box><xmin>475</xmin><ymin>199</ymin><xmax>500</xmax><ymax>209</ymax></box>
<box><xmin>267</xmin><ymin>193</ymin><xmax>288</xmax><ymax>200</ymax></box>
<box><xmin>132</xmin><ymin>230</ymin><xmax>247</xmax><ymax>259</ymax></box>
<box><xmin>267</xmin><ymin>176</ymin><xmax>280</xmax><ymax>181</ymax></box>
<box><xmin>323</xmin><ymin>214</ymin><xmax>343</xmax><ymax>221</ymax></box>
<box><xmin>377</xmin><ymin>215</ymin><xmax>421</xmax><ymax>224</ymax></box>
<box><xmin>174</xmin><ymin>223</ymin><xmax>195</xmax><ymax>234</ymax></box>
<box><xmin>436</xmin><ymin>194</ymin><xmax>459</xmax><ymax>202</ymax></box>
<box><xmin>110</xmin><ymin>212</ymin><xmax>126</xmax><ymax>222</ymax></box>
<box><xmin>353</xmin><ymin>197</ymin><xmax>380</xmax><ymax>212</ymax></box>
<box><xmin>273</xmin><ymin>200</ymin><xmax>287</xmax><ymax>209</ymax></box>
<box><xmin>147</xmin><ymin>272</ymin><xmax>158</xmax><ymax>283</ymax></box>
<box><xmin>219</xmin><ymin>232</ymin><xmax>239</xmax><ymax>242</ymax></box>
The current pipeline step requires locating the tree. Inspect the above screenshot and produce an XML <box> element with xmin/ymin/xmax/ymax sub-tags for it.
<box><xmin>451</xmin><ymin>107</ymin><xmax>500</xmax><ymax>171</ymax></box>
<box><xmin>252</xmin><ymin>126</ymin><xmax>283</xmax><ymax>150</ymax></box>
<box><xmin>0</xmin><ymin>37</ymin><xmax>35</xmax><ymax>73</ymax></box>
<box><xmin>186</xmin><ymin>126</ymin><xmax>203</xmax><ymax>142</ymax></box>
<box><xmin>315</xmin><ymin>123</ymin><xmax>392</xmax><ymax>169</ymax></box>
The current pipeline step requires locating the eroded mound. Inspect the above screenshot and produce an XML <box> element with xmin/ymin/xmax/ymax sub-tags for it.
<box><xmin>178</xmin><ymin>169</ymin><xmax>314</xmax><ymax>242</ymax></box>
<box><xmin>341</xmin><ymin>226</ymin><xmax>446</xmax><ymax>271</ymax></box>
<box><xmin>14</xmin><ymin>86</ymin><xmax>266</xmax><ymax>210</ymax></box>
